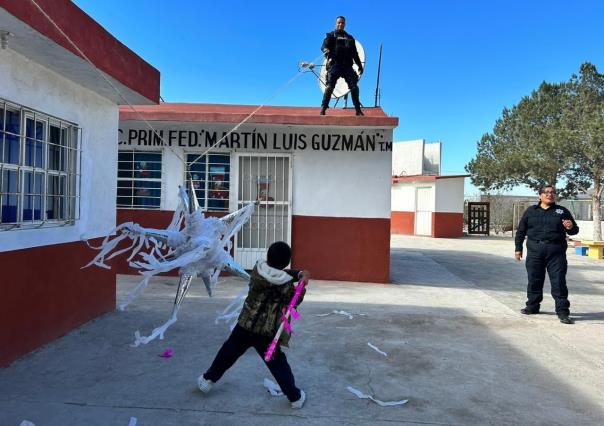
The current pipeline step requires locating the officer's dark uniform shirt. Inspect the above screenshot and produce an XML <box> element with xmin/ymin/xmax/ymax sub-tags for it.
<box><xmin>514</xmin><ymin>203</ymin><xmax>579</xmax><ymax>253</ymax></box>
<box><xmin>321</xmin><ymin>30</ymin><xmax>362</xmax><ymax>68</ymax></box>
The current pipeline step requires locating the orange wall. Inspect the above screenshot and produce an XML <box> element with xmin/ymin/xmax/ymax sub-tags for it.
<box><xmin>432</xmin><ymin>212</ymin><xmax>464</xmax><ymax>238</ymax></box>
<box><xmin>391</xmin><ymin>211</ymin><xmax>414</xmax><ymax>235</ymax></box>
<box><xmin>0</xmin><ymin>240</ymin><xmax>115</xmax><ymax>367</ymax></box>
<box><xmin>292</xmin><ymin>215</ymin><xmax>391</xmax><ymax>283</ymax></box>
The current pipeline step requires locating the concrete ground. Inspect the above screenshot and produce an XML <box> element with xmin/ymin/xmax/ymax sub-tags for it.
<box><xmin>1</xmin><ymin>235</ymin><xmax>603</xmax><ymax>425</ymax></box>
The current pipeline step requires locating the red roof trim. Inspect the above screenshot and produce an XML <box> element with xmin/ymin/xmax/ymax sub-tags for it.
<box><xmin>0</xmin><ymin>0</ymin><xmax>160</xmax><ymax>103</ymax></box>
<box><xmin>119</xmin><ymin>103</ymin><xmax>399</xmax><ymax>127</ymax></box>
<box><xmin>392</xmin><ymin>174</ymin><xmax>470</xmax><ymax>183</ymax></box>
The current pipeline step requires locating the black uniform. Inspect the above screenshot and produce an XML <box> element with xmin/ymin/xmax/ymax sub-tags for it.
<box><xmin>515</xmin><ymin>203</ymin><xmax>579</xmax><ymax>315</ymax></box>
<box><xmin>320</xmin><ymin>30</ymin><xmax>363</xmax><ymax>111</ymax></box>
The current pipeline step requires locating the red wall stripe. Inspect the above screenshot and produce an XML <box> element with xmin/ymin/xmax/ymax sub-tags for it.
<box><xmin>432</xmin><ymin>212</ymin><xmax>464</xmax><ymax>238</ymax></box>
<box><xmin>0</xmin><ymin>240</ymin><xmax>115</xmax><ymax>367</ymax></box>
<box><xmin>391</xmin><ymin>211</ymin><xmax>415</xmax><ymax>235</ymax></box>
<box><xmin>291</xmin><ymin>215</ymin><xmax>390</xmax><ymax>283</ymax></box>
<box><xmin>112</xmin><ymin>210</ymin><xmax>391</xmax><ymax>283</ymax></box>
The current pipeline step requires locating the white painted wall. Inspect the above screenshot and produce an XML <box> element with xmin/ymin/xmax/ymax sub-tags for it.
<box><xmin>0</xmin><ymin>49</ymin><xmax>118</xmax><ymax>252</ymax></box>
<box><xmin>423</xmin><ymin>142</ymin><xmax>441</xmax><ymax>175</ymax></box>
<box><xmin>574</xmin><ymin>220</ymin><xmax>604</xmax><ymax>241</ymax></box>
<box><xmin>392</xmin><ymin>139</ymin><xmax>423</xmax><ymax>176</ymax></box>
<box><xmin>292</xmin><ymin>148</ymin><xmax>391</xmax><ymax>219</ymax></box>
<box><xmin>391</xmin><ymin>181</ymin><xmax>436</xmax><ymax>213</ymax></box>
<box><xmin>391</xmin><ymin>183</ymin><xmax>416</xmax><ymax>211</ymax></box>
<box><xmin>435</xmin><ymin>178</ymin><xmax>465</xmax><ymax>213</ymax></box>
<box><xmin>118</xmin><ymin>121</ymin><xmax>394</xmax><ymax>220</ymax></box>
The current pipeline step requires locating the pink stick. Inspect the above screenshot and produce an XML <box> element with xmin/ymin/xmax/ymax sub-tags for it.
<box><xmin>264</xmin><ymin>339</ymin><xmax>279</xmax><ymax>362</ymax></box>
<box><xmin>263</xmin><ymin>279</ymin><xmax>306</xmax><ymax>361</ymax></box>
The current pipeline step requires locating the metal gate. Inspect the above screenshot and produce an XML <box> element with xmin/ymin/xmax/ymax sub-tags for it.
<box><xmin>467</xmin><ymin>202</ymin><xmax>490</xmax><ymax>235</ymax></box>
<box><xmin>234</xmin><ymin>154</ymin><xmax>292</xmax><ymax>269</ymax></box>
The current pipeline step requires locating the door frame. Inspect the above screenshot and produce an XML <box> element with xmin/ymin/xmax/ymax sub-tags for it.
<box><xmin>231</xmin><ymin>152</ymin><xmax>293</xmax><ymax>268</ymax></box>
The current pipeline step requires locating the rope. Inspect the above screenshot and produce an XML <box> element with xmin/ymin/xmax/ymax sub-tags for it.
<box><xmin>28</xmin><ymin>0</ymin><xmax>186</xmax><ymax>163</ymax></box>
<box><xmin>29</xmin><ymin>0</ymin><xmax>322</xmax><ymax>173</ymax></box>
<box><xmin>186</xmin><ymin>53</ymin><xmax>324</xmax><ymax>174</ymax></box>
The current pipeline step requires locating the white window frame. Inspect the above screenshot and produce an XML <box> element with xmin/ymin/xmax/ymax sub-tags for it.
<box><xmin>0</xmin><ymin>98</ymin><xmax>81</xmax><ymax>231</ymax></box>
<box><xmin>117</xmin><ymin>150</ymin><xmax>163</xmax><ymax>209</ymax></box>
<box><xmin>185</xmin><ymin>152</ymin><xmax>231</xmax><ymax>212</ymax></box>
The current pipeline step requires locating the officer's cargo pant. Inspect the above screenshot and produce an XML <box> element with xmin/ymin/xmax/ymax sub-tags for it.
<box><xmin>525</xmin><ymin>240</ymin><xmax>570</xmax><ymax>315</ymax></box>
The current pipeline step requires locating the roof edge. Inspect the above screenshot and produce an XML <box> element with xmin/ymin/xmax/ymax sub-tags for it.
<box><xmin>0</xmin><ymin>0</ymin><xmax>160</xmax><ymax>103</ymax></box>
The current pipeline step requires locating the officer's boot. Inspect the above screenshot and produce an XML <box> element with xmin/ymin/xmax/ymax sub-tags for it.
<box><xmin>351</xmin><ymin>86</ymin><xmax>363</xmax><ymax>116</ymax></box>
<box><xmin>320</xmin><ymin>86</ymin><xmax>334</xmax><ymax>115</ymax></box>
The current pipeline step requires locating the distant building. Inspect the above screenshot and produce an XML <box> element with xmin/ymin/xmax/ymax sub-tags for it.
<box><xmin>391</xmin><ymin>140</ymin><xmax>467</xmax><ymax>237</ymax></box>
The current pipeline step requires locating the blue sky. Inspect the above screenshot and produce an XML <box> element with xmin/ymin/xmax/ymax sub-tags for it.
<box><xmin>74</xmin><ymin>0</ymin><xmax>604</xmax><ymax>194</ymax></box>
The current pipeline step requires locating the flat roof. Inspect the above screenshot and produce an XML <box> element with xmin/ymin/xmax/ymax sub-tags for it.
<box><xmin>0</xmin><ymin>0</ymin><xmax>160</xmax><ymax>104</ymax></box>
<box><xmin>120</xmin><ymin>103</ymin><xmax>399</xmax><ymax>127</ymax></box>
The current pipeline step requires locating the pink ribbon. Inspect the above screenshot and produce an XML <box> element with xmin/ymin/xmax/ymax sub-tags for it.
<box><xmin>159</xmin><ymin>347</ymin><xmax>173</xmax><ymax>358</ymax></box>
<box><xmin>264</xmin><ymin>279</ymin><xmax>306</xmax><ymax>361</ymax></box>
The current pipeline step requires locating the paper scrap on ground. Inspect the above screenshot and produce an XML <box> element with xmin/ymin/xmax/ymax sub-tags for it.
<box><xmin>263</xmin><ymin>378</ymin><xmax>284</xmax><ymax>396</ymax></box>
<box><xmin>128</xmin><ymin>417</ymin><xmax>137</xmax><ymax>426</ymax></box>
<box><xmin>20</xmin><ymin>421</ymin><xmax>36</xmax><ymax>426</ymax></box>
<box><xmin>315</xmin><ymin>310</ymin><xmax>367</xmax><ymax>320</ymax></box>
<box><xmin>367</xmin><ymin>342</ymin><xmax>388</xmax><ymax>357</ymax></box>
<box><xmin>347</xmin><ymin>386</ymin><xmax>408</xmax><ymax>407</ymax></box>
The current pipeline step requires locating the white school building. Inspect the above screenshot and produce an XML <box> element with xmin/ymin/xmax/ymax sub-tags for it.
<box><xmin>116</xmin><ymin>103</ymin><xmax>398</xmax><ymax>283</ymax></box>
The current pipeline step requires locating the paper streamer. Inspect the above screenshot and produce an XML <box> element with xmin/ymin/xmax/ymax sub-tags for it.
<box><xmin>128</xmin><ymin>417</ymin><xmax>137</xmax><ymax>426</ymax></box>
<box><xmin>315</xmin><ymin>310</ymin><xmax>367</xmax><ymax>320</ymax></box>
<box><xmin>263</xmin><ymin>378</ymin><xmax>284</xmax><ymax>396</ymax></box>
<box><xmin>83</xmin><ymin>185</ymin><xmax>256</xmax><ymax>346</ymax></box>
<box><xmin>347</xmin><ymin>386</ymin><xmax>408</xmax><ymax>407</ymax></box>
<box><xmin>367</xmin><ymin>342</ymin><xmax>388</xmax><ymax>357</ymax></box>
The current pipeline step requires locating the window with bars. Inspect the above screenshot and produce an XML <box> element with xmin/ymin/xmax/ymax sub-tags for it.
<box><xmin>117</xmin><ymin>151</ymin><xmax>162</xmax><ymax>209</ymax></box>
<box><xmin>186</xmin><ymin>153</ymin><xmax>230</xmax><ymax>211</ymax></box>
<box><xmin>0</xmin><ymin>98</ymin><xmax>80</xmax><ymax>229</ymax></box>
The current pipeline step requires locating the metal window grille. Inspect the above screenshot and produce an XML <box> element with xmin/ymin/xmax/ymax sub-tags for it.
<box><xmin>234</xmin><ymin>154</ymin><xmax>292</xmax><ymax>269</ymax></box>
<box><xmin>0</xmin><ymin>98</ymin><xmax>81</xmax><ymax>230</ymax></box>
<box><xmin>185</xmin><ymin>153</ymin><xmax>230</xmax><ymax>212</ymax></box>
<box><xmin>117</xmin><ymin>151</ymin><xmax>162</xmax><ymax>209</ymax></box>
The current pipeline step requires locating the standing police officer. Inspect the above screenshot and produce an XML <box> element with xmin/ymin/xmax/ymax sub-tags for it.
<box><xmin>514</xmin><ymin>185</ymin><xmax>579</xmax><ymax>324</ymax></box>
<box><xmin>320</xmin><ymin>16</ymin><xmax>364</xmax><ymax>116</ymax></box>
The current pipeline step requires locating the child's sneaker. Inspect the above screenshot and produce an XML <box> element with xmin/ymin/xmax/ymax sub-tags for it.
<box><xmin>197</xmin><ymin>375</ymin><xmax>214</xmax><ymax>393</ymax></box>
<box><xmin>291</xmin><ymin>389</ymin><xmax>306</xmax><ymax>409</ymax></box>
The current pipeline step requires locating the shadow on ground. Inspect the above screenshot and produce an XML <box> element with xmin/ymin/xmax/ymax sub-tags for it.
<box><xmin>1</xmin><ymin>275</ymin><xmax>603</xmax><ymax>426</ymax></box>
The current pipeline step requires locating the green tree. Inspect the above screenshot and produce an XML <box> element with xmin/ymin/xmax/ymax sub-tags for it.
<box><xmin>565</xmin><ymin>63</ymin><xmax>604</xmax><ymax>241</ymax></box>
<box><xmin>466</xmin><ymin>63</ymin><xmax>604</xmax><ymax>240</ymax></box>
<box><xmin>466</xmin><ymin>82</ymin><xmax>573</xmax><ymax>196</ymax></box>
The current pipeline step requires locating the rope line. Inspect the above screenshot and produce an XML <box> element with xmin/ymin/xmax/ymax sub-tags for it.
<box><xmin>28</xmin><ymin>0</ymin><xmax>187</xmax><ymax>163</ymax></box>
<box><xmin>186</xmin><ymin>54</ymin><xmax>324</xmax><ymax>173</ymax></box>
<box><xmin>29</xmin><ymin>0</ymin><xmax>322</xmax><ymax>175</ymax></box>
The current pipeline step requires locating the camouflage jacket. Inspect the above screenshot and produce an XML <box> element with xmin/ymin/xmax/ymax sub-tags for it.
<box><xmin>237</xmin><ymin>261</ymin><xmax>305</xmax><ymax>347</ymax></box>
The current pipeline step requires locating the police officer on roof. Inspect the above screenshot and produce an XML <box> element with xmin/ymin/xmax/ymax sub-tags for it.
<box><xmin>320</xmin><ymin>16</ymin><xmax>364</xmax><ymax>116</ymax></box>
<box><xmin>514</xmin><ymin>185</ymin><xmax>579</xmax><ymax>324</ymax></box>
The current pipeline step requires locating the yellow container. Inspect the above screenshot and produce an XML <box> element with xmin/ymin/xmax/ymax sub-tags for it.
<box><xmin>582</xmin><ymin>241</ymin><xmax>604</xmax><ymax>260</ymax></box>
